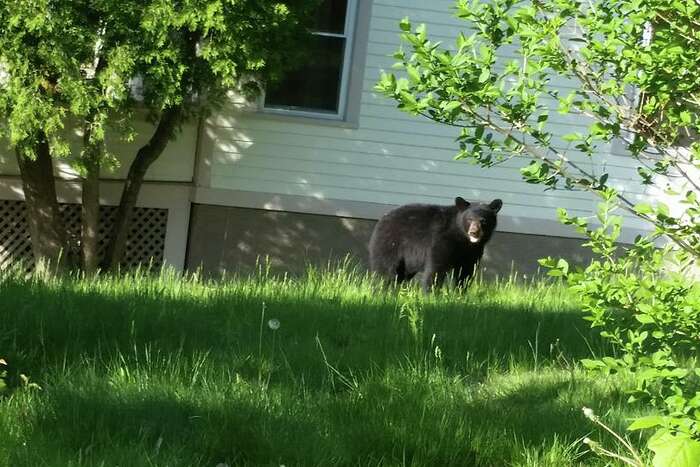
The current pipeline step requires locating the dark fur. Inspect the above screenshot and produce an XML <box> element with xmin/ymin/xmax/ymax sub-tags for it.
<box><xmin>369</xmin><ymin>197</ymin><xmax>502</xmax><ymax>292</ymax></box>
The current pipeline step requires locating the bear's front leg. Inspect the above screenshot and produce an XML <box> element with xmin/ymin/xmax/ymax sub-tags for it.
<box><xmin>455</xmin><ymin>263</ymin><xmax>476</xmax><ymax>289</ymax></box>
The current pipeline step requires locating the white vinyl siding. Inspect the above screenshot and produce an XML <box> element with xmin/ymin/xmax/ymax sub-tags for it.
<box><xmin>0</xmin><ymin>118</ymin><xmax>198</xmax><ymax>183</ymax></box>
<box><xmin>204</xmin><ymin>0</ymin><xmax>653</xmax><ymax>237</ymax></box>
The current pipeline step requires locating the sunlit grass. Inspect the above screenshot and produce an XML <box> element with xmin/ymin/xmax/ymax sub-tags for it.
<box><xmin>0</xmin><ymin>263</ymin><xmax>649</xmax><ymax>466</ymax></box>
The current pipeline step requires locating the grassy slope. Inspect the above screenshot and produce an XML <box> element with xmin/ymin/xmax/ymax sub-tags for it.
<box><xmin>0</xmin><ymin>266</ymin><xmax>647</xmax><ymax>466</ymax></box>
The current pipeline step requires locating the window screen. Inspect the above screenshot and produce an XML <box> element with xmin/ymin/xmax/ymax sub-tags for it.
<box><xmin>264</xmin><ymin>0</ymin><xmax>353</xmax><ymax>115</ymax></box>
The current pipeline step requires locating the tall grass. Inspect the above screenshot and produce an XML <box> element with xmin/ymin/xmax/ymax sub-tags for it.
<box><xmin>0</xmin><ymin>264</ymin><xmax>647</xmax><ymax>466</ymax></box>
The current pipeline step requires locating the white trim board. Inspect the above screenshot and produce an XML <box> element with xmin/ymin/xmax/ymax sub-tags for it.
<box><xmin>192</xmin><ymin>186</ymin><xmax>653</xmax><ymax>243</ymax></box>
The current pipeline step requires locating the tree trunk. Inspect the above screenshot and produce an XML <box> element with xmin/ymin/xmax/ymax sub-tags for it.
<box><xmin>81</xmin><ymin>131</ymin><xmax>102</xmax><ymax>275</ymax></box>
<box><xmin>102</xmin><ymin>106</ymin><xmax>183</xmax><ymax>270</ymax></box>
<box><xmin>15</xmin><ymin>137</ymin><xmax>72</xmax><ymax>271</ymax></box>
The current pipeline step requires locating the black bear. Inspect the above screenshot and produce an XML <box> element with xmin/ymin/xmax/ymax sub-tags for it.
<box><xmin>369</xmin><ymin>197</ymin><xmax>502</xmax><ymax>292</ymax></box>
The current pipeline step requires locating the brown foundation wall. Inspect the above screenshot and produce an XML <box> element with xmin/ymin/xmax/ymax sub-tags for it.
<box><xmin>186</xmin><ymin>204</ymin><xmax>594</xmax><ymax>279</ymax></box>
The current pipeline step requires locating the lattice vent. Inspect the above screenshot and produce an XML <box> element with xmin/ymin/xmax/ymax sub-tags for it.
<box><xmin>0</xmin><ymin>200</ymin><xmax>168</xmax><ymax>272</ymax></box>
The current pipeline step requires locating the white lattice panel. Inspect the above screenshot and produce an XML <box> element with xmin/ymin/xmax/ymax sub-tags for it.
<box><xmin>0</xmin><ymin>200</ymin><xmax>168</xmax><ymax>272</ymax></box>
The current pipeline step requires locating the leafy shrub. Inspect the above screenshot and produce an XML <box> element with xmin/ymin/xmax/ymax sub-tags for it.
<box><xmin>376</xmin><ymin>0</ymin><xmax>700</xmax><ymax>463</ymax></box>
<box><xmin>542</xmin><ymin>191</ymin><xmax>700</xmax><ymax>465</ymax></box>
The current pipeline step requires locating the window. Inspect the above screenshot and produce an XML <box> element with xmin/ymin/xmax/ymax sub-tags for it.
<box><xmin>263</xmin><ymin>0</ymin><xmax>357</xmax><ymax>119</ymax></box>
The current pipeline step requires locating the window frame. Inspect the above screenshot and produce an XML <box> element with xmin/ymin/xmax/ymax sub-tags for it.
<box><xmin>260</xmin><ymin>0</ymin><xmax>358</xmax><ymax>121</ymax></box>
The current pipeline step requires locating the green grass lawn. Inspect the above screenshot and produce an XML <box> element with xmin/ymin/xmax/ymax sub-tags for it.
<box><xmin>0</xmin><ymin>265</ymin><xmax>648</xmax><ymax>466</ymax></box>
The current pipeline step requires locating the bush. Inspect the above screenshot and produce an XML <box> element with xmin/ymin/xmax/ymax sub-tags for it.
<box><xmin>543</xmin><ymin>192</ymin><xmax>700</xmax><ymax>465</ymax></box>
<box><xmin>376</xmin><ymin>0</ymin><xmax>700</xmax><ymax>463</ymax></box>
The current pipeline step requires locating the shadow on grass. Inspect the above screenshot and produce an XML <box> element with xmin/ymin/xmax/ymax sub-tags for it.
<box><xmin>0</xmin><ymin>275</ymin><xmax>624</xmax><ymax>466</ymax></box>
<box><xmin>1</xmin><ymin>277</ymin><xmax>604</xmax><ymax>381</ymax></box>
<box><xmin>6</xmin><ymin>368</ymin><xmax>631</xmax><ymax>466</ymax></box>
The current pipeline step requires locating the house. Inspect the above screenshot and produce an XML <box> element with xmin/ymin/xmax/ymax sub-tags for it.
<box><xmin>0</xmin><ymin>0</ymin><xmax>659</xmax><ymax>277</ymax></box>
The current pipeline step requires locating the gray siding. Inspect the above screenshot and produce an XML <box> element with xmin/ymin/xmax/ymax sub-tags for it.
<box><xmin>203</xmin><ymin>0</ymin><xmax>653</xmax><ymax>238</ymax></box>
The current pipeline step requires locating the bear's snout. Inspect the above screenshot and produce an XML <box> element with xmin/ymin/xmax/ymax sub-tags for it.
<box><xmin>467</xmin><ymin>222</ymin><xmax>482</xmax><ymax>243</ymax></box>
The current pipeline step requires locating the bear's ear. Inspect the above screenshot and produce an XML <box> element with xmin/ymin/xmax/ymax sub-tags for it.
<box><xmin>489</xmin><ymin>199</ymin><xmax>503</xmax><ymax>213</ymax></box>
<box><xmin>455</xmin><ymin>197</ymin><xmax>470</xmax><ymax>211</ymax></box>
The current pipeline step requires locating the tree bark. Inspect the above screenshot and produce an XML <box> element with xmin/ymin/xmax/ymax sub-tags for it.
<box><xmin>81</xmin><ymin>128</ymin><xmax>102</xmax><ymax>275</ymax></box>
<box><xmin>16</xmin><ymin>137</ymin><xmax>72</xmax><ymax>271</ymax></box>
<box><xmin>102</xmin><ymin>105</ymin><xmax>183</xmax><ymax>270</ymax></box>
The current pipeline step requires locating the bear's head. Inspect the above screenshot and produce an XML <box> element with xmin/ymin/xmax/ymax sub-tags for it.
<box><xmin>455</xmin><ymin>197</ymin><xmax>502</xmax><ymax>244</ymax></box>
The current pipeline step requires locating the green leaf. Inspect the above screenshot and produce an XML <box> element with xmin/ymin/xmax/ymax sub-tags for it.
<box><xmin>581</xmin><ymin>358</ymin><xmax>606</xmax><ymax>370</ymax></box>
<box><xmin>399</xmin><ymin>17</ymin><xmax>411</xmax><ymax>32</ymax></box>
<box><xmin>635</xmin><ymin>314</ymin><xmax>655</xmax><ymax>324</ymax></box>
<box><xmin>478</xmin><ymin>68</ymin><xmax>490</xmax><ymax>83</ymax></box>
<box><xmin>392</xmin><ymin>50</ymin><xmax>406</xmax><ymax>60</ymax></box>
<box><xmin>456</xmin><ymin>32</ymin><xmax>470</xmax><ymax>50</ymax></box>
<box><xmin>680</xmin><ymin>111</ymin><xmax>692</xmax><ymax>125</ymax></box>
<box><xmin>562</xmin><ymin>132</ymin><xmax>582</xmax><ymax>142</ymax></box>
<box><xmin>415</xmin><ymin>23</ymin><xmax>427</xmax><ymax>41</ymax></box>
<box><xmin>628</xmin><ymin>416</ymin><xmax>665</xmax><ymax>431</ymax></box>
<box><xmin>634</xmin><ymin>203</ymin><xmax>653</xmax><ymax>215</ymax></box>
<box><xmin>443</xmin><ymin>101</ymin><xmax>462</xmax><ymax>115</ymax></box>
<box><xmin>556</xmin><ymin>258</ymin><xmax>569</xmax><ymax>274</ymax></box>
<box><xmin>406</xmin><ymin>65</ymin><xmax>420</xmax><ymax>83</ymax></box>
<box><xmin>648</xmin><ymin>429</ymin><xmax>700</xmax><ymax>467</ymax></box>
